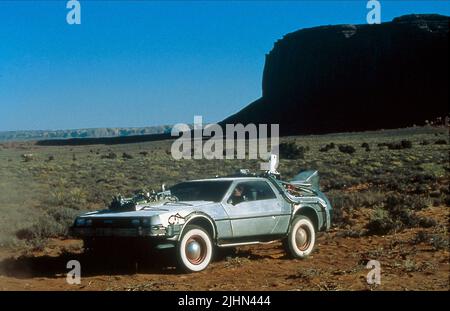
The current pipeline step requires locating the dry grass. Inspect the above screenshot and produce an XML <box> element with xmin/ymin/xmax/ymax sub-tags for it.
<box><xmin>0</xmin><ymin>126</ymin><xmax>448</xmax><ymax>250</ymax></box>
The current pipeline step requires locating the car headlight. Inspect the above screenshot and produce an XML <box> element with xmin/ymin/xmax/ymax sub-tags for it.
<box><xmin>150</xmin><ymin>224</ymin><xmax>166</xmax><ymax>235</ymax></box>
<box><xmin>141</xmin><ymin>218</ymin><xmax>150</xmax><ymax>226</ymax></box>
<box><xmin>85</xmin><ymin>219</ymin><xmax>93</xmax><ymax>226</ymax></box>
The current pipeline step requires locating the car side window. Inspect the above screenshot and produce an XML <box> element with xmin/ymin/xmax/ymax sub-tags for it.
<box><xmin>249</xmin><ymin>181</ymin><xmax>276</xmax><ymax>200</ymax></box>
<box><xmin>228</xmin><ymin>181</ymin><xmax>276</xmax><ymax>205</ymax></box>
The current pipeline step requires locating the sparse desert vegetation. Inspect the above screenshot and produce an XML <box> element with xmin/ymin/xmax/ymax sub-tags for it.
<box><xmin>0</xmin><ymin>126</ymin><xmax>448</xmax><ymax>290</ymax></box>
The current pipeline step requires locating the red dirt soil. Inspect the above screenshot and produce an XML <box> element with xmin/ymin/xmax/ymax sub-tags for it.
<box><xmin>0</xmin><ymin>207</ymin><xmax>448</xmax><ymax>291</ymax></box>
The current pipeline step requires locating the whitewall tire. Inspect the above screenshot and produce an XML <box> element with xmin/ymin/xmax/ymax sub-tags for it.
<box><xmin>286</xmin><ymin>216</ymin><xmax>316</xmax><ymax>258</ymax></box>
<box><xmin>177</xmin><ymin>225</ymin><xmax>213</xmax><ymax>272</ymax></box>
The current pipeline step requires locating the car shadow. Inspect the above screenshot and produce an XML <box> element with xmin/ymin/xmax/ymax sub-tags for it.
<box><xmin>216</xmin><ymin>243</ymin><xmax>290</xmax><ymax>261</ymax></box>
<box><xmin>0</xmin><ymin>243</ymin><xmax>289</xmax><ymax>279</ymax></box>
<box><xmin>0</xmin><ymin>249</ymin><xmax>179</xmax><ymax>279</ymax></box>
<box><xmin>234</xmin><ymin>248</ymin><xmax>290</xmax><ymax>260</ymax></box>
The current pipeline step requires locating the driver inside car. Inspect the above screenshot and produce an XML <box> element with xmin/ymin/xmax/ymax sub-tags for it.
<box><xmin>229</xmin><ymin>184</ymin><xmax>247</xmax><ymax>205</ymax></box>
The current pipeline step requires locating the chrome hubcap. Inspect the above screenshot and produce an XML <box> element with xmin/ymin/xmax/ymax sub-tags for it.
<box><xmin>295</xmin><ymin>226</ymin><xmax>310</xmax><ymax>251</ymax></box>
<box><xmin>185</xmin><ymin>236</ymin><xmax>206</xmax><ymax>264</ymax></box>
<box><xmin>186</xmin><ymin>240</ymin><xmax>201</xmax><ymax>259</ymax></box>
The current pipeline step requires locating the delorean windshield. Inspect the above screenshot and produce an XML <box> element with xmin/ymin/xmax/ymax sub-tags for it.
<box><xmin>169</xmin><ymin>180</ymin><xmax>232</xmax><ymax>202</ymax></box>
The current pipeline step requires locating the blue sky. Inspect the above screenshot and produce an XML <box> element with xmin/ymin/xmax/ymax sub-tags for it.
<box><xmin>1</xmin><ymin>1</ymin><xmax>449</xmax><ymax>131</ymax></box>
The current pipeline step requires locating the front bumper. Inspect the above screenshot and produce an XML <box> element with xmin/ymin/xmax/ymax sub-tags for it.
<box><xmin>70</xmin><ymin>225</ymin><xmax>182</xmax><ymax>239</ymax></box>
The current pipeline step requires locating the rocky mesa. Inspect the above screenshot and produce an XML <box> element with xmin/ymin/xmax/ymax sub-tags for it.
<box><xmin>222</xmin><ymin>14</ymin><xmax>449</xmax><ymax>135</ymax></box>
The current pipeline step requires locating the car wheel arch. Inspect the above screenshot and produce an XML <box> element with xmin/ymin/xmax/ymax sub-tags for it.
<box><xmin>293</xmin><ymin>206</ymin><xmax>319</xmax><ymax>231</ymax></box>
<box><xmin>179</xmin><ymin>213</ymin><xmax>216</xmax><ymax>242</ymax></box>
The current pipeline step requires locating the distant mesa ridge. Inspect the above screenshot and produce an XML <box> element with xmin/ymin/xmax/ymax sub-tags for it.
<box><xmin>0</xmin><ymin>126</ymin><xmax>171</xmax><ymax>143</ymax></box>
<box><xmin>221</xmin><ymin>14</ymin><xmax>449</xmax><ymax>136</ymax></box>
<box><xmin>32</xmin><ymin>14</ymin><xmax>449</xmax><ymax>146</ymax></box>
<box><xmin>35</xmin><ymin>132</ymin><xmax>172</xmax><ymax>146</ymax></box>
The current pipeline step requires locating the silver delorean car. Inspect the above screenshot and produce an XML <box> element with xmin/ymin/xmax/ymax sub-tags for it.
<box><xmin>70</xmin><ymin>170</ymin><xmax>332</xmax><ymax>272</ymax></box>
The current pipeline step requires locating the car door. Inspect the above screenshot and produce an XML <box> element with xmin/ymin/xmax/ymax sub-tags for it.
<box><xmin>222</xmin><ymin>180</ymin><xmax>282</xmax><ymax>237</ymax></box>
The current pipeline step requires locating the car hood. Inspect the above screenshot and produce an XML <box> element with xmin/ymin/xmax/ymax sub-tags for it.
<box><xmin>78</xmin><ymin>200</ymin><xmax>215</xmax><ymax>219</ymax></box>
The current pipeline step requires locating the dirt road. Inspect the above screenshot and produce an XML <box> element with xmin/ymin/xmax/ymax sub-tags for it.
<box><xmin>0</xmin><ymin>207</ymin><xmax>448</xmax><ymax>291</ymax></box>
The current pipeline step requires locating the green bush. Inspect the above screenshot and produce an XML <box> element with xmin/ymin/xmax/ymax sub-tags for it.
<box><xmin>434</xmin><ymin>139</ymin><xmax>447</xmax><ymax>145</ymax></box>
<box><xmin>319</xmin><ymin>143</ymin><xmax>335</xmax><ymax>152</ymax></box>
<box><xmin>361</xmin><ymin>142</ymin><xmax>371</xmax><ymax>152</ymax></box>
<box><xmin>365</xmin><ymin>208</ymin><xmax>396</xmax><ymax>235</ymax></box>
<box><xmin>338</xmin><ymin>145</ymin><xmax>355</xmax><ymax>154</ymax></box>
<box><xmin>101</xmin><ymin>152</ymin><xmax>117</xmax><ymax>159</ymax></box>
<box><xmin>377</xmin><ymin>140</ymin><xmax>412</xmax><ymax>150</ymax></box>
<box><xmin>411</xmin><ymin>231</ymin><xmax>449</xmax><ymax>251</ymax></box>
<box><xmin>15</xmin><ymin>206</ymin><xmax>81</xmax><ymax>250</ymax></box>
<box><xmin>279</xmin><ymin>142</ymin><xmax>305</xmax><ymax>159</ymax></box>
<box><xmin>47</xmin><ymin>187</ymin><xmax>87</xmax><ymax>209</ymax></box>
<box><xmin>122</xmin><ymin>152</ymin><xmax>134</xmax><ymax>159</ymax></box>
<box><xmin>16</xmin><ymin>214</ymin><xmax>63</xmax><ymax>249</ymax></box>
<box><xmin>366</xmin><ymin>195</ymin><xmax>435</xmax><ymax>235</ymax></box>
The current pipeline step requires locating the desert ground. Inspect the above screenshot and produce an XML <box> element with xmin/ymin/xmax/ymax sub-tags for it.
<box><xmin>0</xmin><ymin>127</ymin><xmax>448</xmax><ymax>290</ymax></box>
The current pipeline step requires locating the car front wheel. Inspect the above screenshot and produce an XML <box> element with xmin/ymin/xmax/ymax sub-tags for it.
<box><xmin>176</xmin><ymin>225</ymin><xmax>213</xmax><ymax>272</ymax></box>
<box><xmin>285</xmin><ymin>216</ymin><xmax>316</xmax><ymax>258</ymax></box>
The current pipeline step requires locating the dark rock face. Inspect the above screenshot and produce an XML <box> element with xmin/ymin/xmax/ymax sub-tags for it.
<box><xmin>222</xmin><ymin>14</ymin><xmax>449</xmax><ymax>135</ymax></box>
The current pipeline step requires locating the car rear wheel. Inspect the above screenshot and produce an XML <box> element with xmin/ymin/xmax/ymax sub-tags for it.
<box><xmin>285</xmin><ymin>216</ymin><xmax>316</xmax><ymax>258</ymax></box>
<box><xmin>176</xmin><ymin>225</ymin><xmax>213</xmax><ymax>272</ymax></box>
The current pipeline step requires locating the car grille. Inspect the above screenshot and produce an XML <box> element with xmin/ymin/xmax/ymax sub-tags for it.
<box><xmin>91</xmin><ymin>218</ymin><xmax>136</xmax><ymax>228</ymax></box>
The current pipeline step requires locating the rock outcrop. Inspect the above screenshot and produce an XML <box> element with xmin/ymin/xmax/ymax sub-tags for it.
<box><xmin>222</xmin><ymin>14</ymin><xmax>449</xmax><ymax>135</ymax></box>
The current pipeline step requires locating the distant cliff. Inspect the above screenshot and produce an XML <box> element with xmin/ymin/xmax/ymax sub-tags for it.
<box><xmin>223</xmin><ymin>14</ymin><xmax>449</xmax><ymax>135</ymax></box>
<box><xmin>1</xmin><ymin>126</ymin><xmax>171</xmax><ymax>142</ymax></box>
